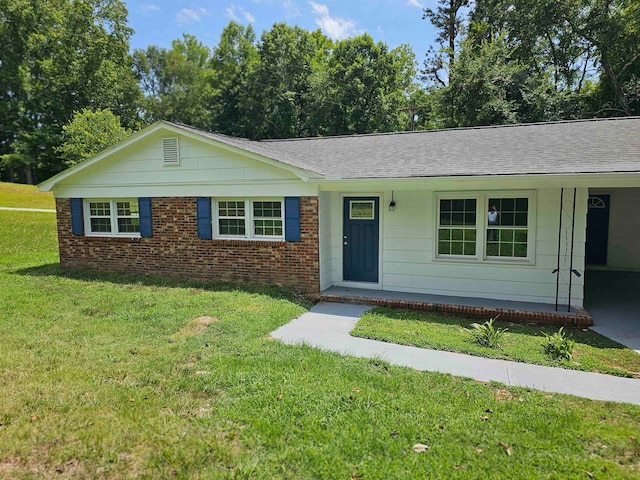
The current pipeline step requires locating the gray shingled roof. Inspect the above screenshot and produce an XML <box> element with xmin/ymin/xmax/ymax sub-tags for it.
<box><xmin>171</xmin><ymin>117</ymin><xmax>640</xmax><ymax>179</ymax></box>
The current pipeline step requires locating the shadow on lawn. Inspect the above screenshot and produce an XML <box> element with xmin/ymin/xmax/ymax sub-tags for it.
<box><xmin>14</xmin><ymin>263</ymin><xmax>315</xmax><ymax>309</ymax></box>
<box><xmin>369</xmin><ymin>306</ymin><xmax>630</xmax><ymax>351</ymax></box>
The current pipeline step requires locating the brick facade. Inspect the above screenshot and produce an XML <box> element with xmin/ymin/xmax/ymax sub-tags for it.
<box><xmin>56</xmin><ymin>197</ymin><xmax>320</xmax><ymax>293</ymax></box>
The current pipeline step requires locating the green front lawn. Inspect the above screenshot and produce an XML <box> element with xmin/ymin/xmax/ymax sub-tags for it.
<box><xmin>1</xmin><ymin>183</ymin><xmax>640</xmax><ymax>478</ymax></box>
<box><xmin>351</xmin><ymin>308</ymin><xmax>640</xmax><ymax>378</ymax></box>
<box><xmin>0</xmin><ymin>182</ymin><xmax>55</xmax><ymax>209</ymax></box>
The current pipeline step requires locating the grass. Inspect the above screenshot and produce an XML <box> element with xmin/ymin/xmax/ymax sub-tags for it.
<box><xmin>351</xmin><ymin>308</ymin><xmax>640</xmax><ymax>378</ymax></box>
<box><xmin>1</xmin><ymin>182</ymin><xmax>640</xmax><ymax>478</ymax></box>
<box><xmin>0</xmin><ymin>181</ymin><xmax>55</xmax><ymax>209</ymax></box>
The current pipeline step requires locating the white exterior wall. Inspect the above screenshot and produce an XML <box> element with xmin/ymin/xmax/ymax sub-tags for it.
<box><xmin>591</xmin><ymin>188</ymin><xmax>640</xmax><ymax>271</ymax></box>
<box><xmin>318</xmin><ymin>191</ymin><xmax>334</xmax><ymax>290</ymax></box>
<box><xmin>53</xmin><ymin>133</ymin><xmax>317</xmax><ymax>198</ymax></box>
<box><xmin>323</xmin><ymin>187</ymin><xmax>587</xmax><ymax>307</ymax></box>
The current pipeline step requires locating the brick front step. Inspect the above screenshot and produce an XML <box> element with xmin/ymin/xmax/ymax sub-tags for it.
<box><xmin>319</xmin><ymin>294</ymin><xmax>593</xmax><ymax>328</ymax></box>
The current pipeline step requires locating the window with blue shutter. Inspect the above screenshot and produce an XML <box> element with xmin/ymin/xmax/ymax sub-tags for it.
<box><xmin>196</xmin><ymin>197</ymin><xmax>212</xmax><ymax>239</ymax></box>
<box><xmin>70</xmin><ymin>198</ymin><xmax>84</xmax><ymax>235</ymax></box>
<box><xmin>284</xmin><ymin>197</ymin><xmax>301</xmax><ymax>242</ymax></box>
<box><xmin>138</xmin><ymin>197</ymin><xmax>153</xmax><ymax>238</ymax></box>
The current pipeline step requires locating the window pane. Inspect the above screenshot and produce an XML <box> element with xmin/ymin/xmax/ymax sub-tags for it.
<box><xmin>465</xmin><ymin>199</ymin><xmax>477</xmax><ymax>211</ymax></box>
<box><xmin>117</xmin><ymin>217</ymin><xmax>140</xmax><ymax>233</ymax></box>
<box><xmin>516</xmin><ymin>198</ymin><xmax>528</xmax><ymax>211</ymax></box>
<box><xmin>89</xmin><ymin>202</ymin><xmax>110</xmax><ymax>216</ymax></box>
<box><xmin>465</xmin><ymin>213</ymin><xmax>475</xmax><ymax>225</ymax></box>
<box><xmin>440</xmin><ymin>212</ymin><xmax>451</xmax><ymax>226</ymax></box>
<box><xmin>451</xmin><ymin>242</ymin><xmax>463</xmax><ymax>255</ymax></box>
<box><xmin>255</xmin><ymin>219</ymin><xmax>283</xmax><ymax>236</ymax></box>
<box><xmin>254</xmin><ymin>201</ymin><xmax>282</xmax><ymax>218</ymax></box>
<box><xmin>438</xmin><ymin>229</ymin><xmax>450</xmax><ymax>241</ymax></box>
<box><xmin>464</xmin><ymin>229</ymin><xmax>476</xmax><ymax>241</ymax></box>
<box><xmin>500</xmin><ymin>229</ymin><xmax>514</xmax><ymax>242</ymax></box>
<box><xmin>499</xmin><ymin>243</ymin><xmax>514</xmax><ymax>257</ymax></box>
<box><xmin>514</xmin><ymin>244</ymin><xmax>528</xmax><ymax>257</ymax></box>
<box><xmin>438</xmin><ymin>241</ymin><xmax>450</xmax><ymax>255</ymax></box>
<box><xmin>515</xmin><ymin>213</ymin><xmax>528</xmax><ymax>226</ymax></box>
<box><xmin>451</xmin><ymin>212</ymin><xmax>464</xmax><ymax>225</ymax></box>
<box><xmin>219</xmin><ymin>201</ymin><xmax>245</xmax><ymax>217</ymax></box>
<box><xmin>451</xmin><ymin>229</ymin><xmax>463</xmax><ymax>240</ymax></box>
<box><xmin>514</xmin><ymin>230</ymin><xmax>528</xmax><ymax>242</ymax></box>
<box><xmin>452</xmin><ymin>199</ymin><xmax>464</xmax><ymax>211</ymax></box>
<box><xmin>90</xmin><ymin>218</ymin><xmax>111</xmax><ymax>233</ymax></box>
<box><xmin>486</xmin><ymin>242</ymin><xmax>498</xmax><ymax>256</ymax></box>
<box><xmin>117</xmin><ymin>201</ymin><xmax>138</xmax><ymax>216</ymax></box>
<box><xmin>463</xmin><ymin>242</ymin><xmax>476</xmax><ymax>255</ymax></box>
<box><xmin>219</xmin><ymin>219</ymin><xmax>245</xmax><ymax>235</ymax></box>
<box><xmin>502</xmin><ymin>198</ymin><xmax>515</xmax><ymax>211</ymax></box>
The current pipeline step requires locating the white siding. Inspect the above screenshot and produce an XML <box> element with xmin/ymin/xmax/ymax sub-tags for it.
<box><xmin>322</xmin><ymin>187</ymin><xmax>587</xmax><ymax>308</ymax></box>
<box><xmin>54</xmin><ymin>133</ymin><xmax>317</xmax><ymax>198</ymax></box>
<box><xmin>318</xmin><ymin>192</ymin><xmax>333</xmax><ymax>290</ymax></box>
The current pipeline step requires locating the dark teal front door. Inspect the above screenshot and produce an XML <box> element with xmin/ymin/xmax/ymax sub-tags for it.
<box><xmin>586</xmin><ymin>194</ymin><xmax>610</xmax><ymax>265</ymax></box>
<box><xmin>343</xmin><ymin>197</ymin><xmax>379</xmax><ymax>282</ymax></box>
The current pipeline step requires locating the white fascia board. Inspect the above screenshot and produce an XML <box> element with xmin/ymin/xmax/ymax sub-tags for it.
<box><xmin>38</xmin><ymin>121</ymin><xmax>323</xmax><ymax>192</ymax></box>
<box><xmin>311</xmin><ymin>172</ymin><xmax>640</xmax><ymax>191</ymax></box>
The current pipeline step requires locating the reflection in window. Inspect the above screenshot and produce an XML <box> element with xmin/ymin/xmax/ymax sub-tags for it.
<box><xmin>438</xmin><ymin>198</ymin><xmax>477</xmax><ymax>256</ymax></box>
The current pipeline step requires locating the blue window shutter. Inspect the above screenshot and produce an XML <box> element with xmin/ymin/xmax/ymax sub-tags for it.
<box><xmin>284</xmin><ymin>197</ymin><xmax>301</xmax><ymax>242</ymax></box>
<box><xmin>196</xmin><ymin>197</ymin><xmax>212</xmax><ymax>239</ymax></box>
<box><xmin>138</xmin><ymin>197</ymin><xmax>153</xmax><ymax>237</ymax></box>
<box><xmin>70</xmin><ymin>198</ymin><xmax>84</xmax><ymax>235</ymax></box>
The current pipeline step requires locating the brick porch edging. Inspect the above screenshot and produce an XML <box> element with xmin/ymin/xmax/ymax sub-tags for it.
<box><xmin>319</xmin><ymin>294</ymin><xmax>593</xmax><ymax>327</ymax></box>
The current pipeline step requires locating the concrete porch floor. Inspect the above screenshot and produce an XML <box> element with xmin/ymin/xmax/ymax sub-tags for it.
<box><xmin>320</xmin><ymin>286</ymin><xmax>591</xmax><ymax>327</ymax></box>
<box><xmin>585</xmin><ymin>270</ymin><xmax>640</xmax><ymax>353</ymax></box>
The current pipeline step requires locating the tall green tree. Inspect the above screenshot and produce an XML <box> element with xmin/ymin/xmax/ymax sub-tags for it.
<box><xmin>0</xmin><ymin>0</ymin><xmax>141</xmax><ymax>182</ymax></box>
<box><xmin>57</xmin><ymin>108</ymin><xmax>131</xmax><ymax>167</ymax></box>
<box><xmin>578</xmin><ymin>0</ymin><xmax>640</xmax><ymax>115</ymax></box>
<box><xmin>320</xmin><ymin>35</ymin><xmax>417</xmax><ymax>135</ymax></box>
<box><xmin>133</xmin><ymin>35</ymin><xmax>215</xmax><ymax>129</ymax></box>
<box><xmin>422</xmin><ymin>0</ymin><xmax>470</xmax><ymax>86</ymax></box>
<box><xmin>437</xmin><ymin>33</ymin><xmax>572</xmax><ymax>127</ymax></box>
<box><xmin>210</xmin><ymin>22</ymin><xmax>259</xmax><ymax>137</ymax></box>
<box><xmin>241</xmin><ymin>24</ymin><xmax>331</xmax><ymax>139</ymax></box>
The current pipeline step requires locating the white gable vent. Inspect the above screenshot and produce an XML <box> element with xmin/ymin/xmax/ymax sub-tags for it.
<box><xmin>162</xmin><ymin>137</ymin><xmax>180</xmax><ymax>165</ymax></box>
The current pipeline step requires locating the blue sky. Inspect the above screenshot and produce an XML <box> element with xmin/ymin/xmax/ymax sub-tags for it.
<box><xmin>124</xmin><ymin>0</ymin><xmax>439</xmax><ymax>69</ymax></box>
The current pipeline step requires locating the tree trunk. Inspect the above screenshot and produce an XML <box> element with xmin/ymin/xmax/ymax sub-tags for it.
<box><xmin>25</xmin><ymin>165</ymin><xmax>33</xmax><ymax>185</ymax></box>
<box><xmin>601</xmin><ymin>52</ymin><xmax>631</xmax><ymax>116</ymax></box>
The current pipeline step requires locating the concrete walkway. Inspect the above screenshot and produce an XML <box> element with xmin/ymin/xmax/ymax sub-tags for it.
<box><xmin>272</xmin><ymin>302</ymin><xmax>640</xmax><ymax>405</ymax></box>
<box><xmin>0</xmin><ymin>206</ymin><xmax>55</xmax><ymax>213</ymax></box>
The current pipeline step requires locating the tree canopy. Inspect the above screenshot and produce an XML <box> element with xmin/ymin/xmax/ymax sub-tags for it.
<box><xmin>1</xmin><ymin>1</ymin><xmax>638</xmax><ymax>183</ymax></box>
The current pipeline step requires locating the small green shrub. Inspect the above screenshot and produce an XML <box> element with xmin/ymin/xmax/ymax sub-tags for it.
<box><xmin>469</xmin><ymin>317</ymin><xmax>507</xmax><ymax>348</ymax></box>
<box><xmin>543</xmin><ymin>327</ymin><xmax>576</xmax><ymax>361</ymax></box>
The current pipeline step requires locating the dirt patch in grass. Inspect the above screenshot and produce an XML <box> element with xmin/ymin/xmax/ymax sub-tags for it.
<box><xmin>493</xmin><ymin>388</ymin><xmax>518</xmax><ymax>402</ymax></box>
<box><xmin>0</xmin><ymin>445</ymin><xmax>89</xmax><ymax>479</ymax></box>
<box><xmin>171</xmin><ymin>316</ymin><xmax>218</xmax><ymax>340</ymax></box>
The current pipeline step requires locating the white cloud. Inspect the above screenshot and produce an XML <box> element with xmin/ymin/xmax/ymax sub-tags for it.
<box><xmin>407</xmin><ymin>0</ymin><xmax>424</xmax><ymax>8</ymax></box>
<box><xmin>309</xmin><ymin>2</ymin><xmax>357</xmax><ymax>40</ymax></box>
<box><xmin>225</xmin><ymin>4</ymin><xmax>240</xmax><ymax>21</ymax></box>
<box><xmin>226</xmin><ymin>4</ymin><xmax>256</xmax><ymax>23</ymax></box>
<box><xmin>176</xmin><ymin>7</ymin><xmax>212</xmax><ymax>25</ymax></box>
<box><xmin>283</xmin><ymin>0</ymin><xmax>301</xmax><ymax>17</ymax></box>
<box><xmin>240</xmin><ymin>7</ymin><xmax>256</xmax><ymax>22</ymax></box>
<box><xmin>140</xmin><ymin>3</ymin><xmax>160</xmax><ymax>13</ymax></box>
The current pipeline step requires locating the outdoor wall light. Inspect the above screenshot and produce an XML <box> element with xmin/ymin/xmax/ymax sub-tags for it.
<box><xmin>389</xmin><ymin>191</ymin><xmax>396</xmax><ymax>211</ymax></box>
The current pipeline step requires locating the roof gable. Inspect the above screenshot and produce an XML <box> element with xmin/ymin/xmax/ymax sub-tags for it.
<box><xmin>38</xmin><ymin>122</ymin><xmax>323</xmax><ymax>192</ymax></box>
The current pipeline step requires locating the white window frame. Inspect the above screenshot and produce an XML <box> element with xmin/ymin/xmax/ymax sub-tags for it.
<box><xmin>434</xmin><ymin>191</ymin><xmax>536</xmax><ymax>264</ymax></box>
<box><xmin>213</xmin><ymin>198</ymin><xmax>285</xmax><ymax>241</ymax></box>
<box><xmin>83</xmin><ymin>199</ymin><xmax>141</xmax><ymax>238</ymax></box>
